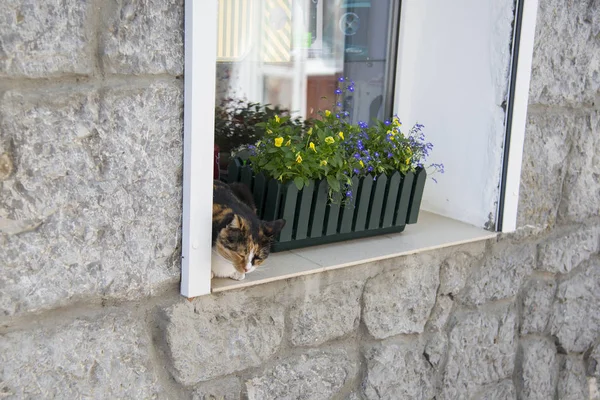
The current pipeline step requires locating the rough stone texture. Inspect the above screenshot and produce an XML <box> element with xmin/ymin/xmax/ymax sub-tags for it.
<box><xmin>439</xmin><ymin>251</ymin><xmax>474</xmax><ymax>296</ymax></box>
<box><xmin>529</xmin><ymin>0</ymin><xmax>600</xmax><ymax>106</ymax></box>
<box><xmin>558</xmin><ymin>111</ymin><xmax>600</xmax><ymax>222</ymax></box>
<box><xmin>192</xmin><ymin>377</ymin><xmax>241</xmax><ymax>400</ymax></box>
<box><xmin>588</xmin><ymin>343</ymin><xmax>600</xmax><ymax>378</ymax></box>
<box><xmin>162</xmin><ymin>295</ymin><xmax>285</xmax><ymax>385</ymax></box>
<box><xmin>0</xmin><ymin>311</ymin><xmax>163</xmax><ymax>398</ymax></box>
<box><xmin>363</xmin><ymin>339</ymin><xmax>434</xmax><ymax>400</ymax></box>
<box><xmin>362</xmin><ymin>258</ymin><xmax>439</xmax><ymax>339</ymax></box>
<box><xmin>517</xmin><ymin>112</ymin><xmax>573</xmax><ymax>228</ymax></box>
<box><xmin>591</xmin><ymin>378</ymin><xmax>600</xmax><ymax>400</ymax></box>
<box><xmin>538</xmin><ymin>226</ymin><xmax>600</xmax><ymax>273</ymax></box>
<box><xmin>520</xmin><ymin>277</ymin><xmax>556</xmax><ymax>335</ymax></box>
<box><xmin>460</xmin><ymin>243</ymin><xmax>535</xmax><ymax>306</ymax></box>
<box><xmin>0</xmin><ymin>82</ymin><xmax>182</xmax><ymax>316</ymax></box>
<box><xmin>424</xmin><ymin>331</ymin><xmax>447</xmax><ymax>370</ymax></box>
<box><xmin>518</xmin><ymin>337</ymin><xmax>558</xmax><ymax>400</ymax></box>
<box><xmin>426</xmin><ymin>294</ymin><xmax>453</xmax><ymax>332</ymax></box>
<box><xmin>245</xmin><ymin>348</ymin><xmax>358</xmax><ymax>400</ymax></box>
<box><xmin>558</xmin><ymin>355</ymin><xmax>588</xmax><ymax>400</ymax></box>
<box><xmin>475</xmin><ymin>380</ymin><xmax>516</xmax><ymax>400</ymax></box>
<box><xmin>441</xmin><ymin>304</ymin><xmax>517</xmax><ymax>398</ymax></box>
<box><xmin>101</xmin><ymin>0</ymin><xmax>184</xmax><ymax>75</ymax></box>
<box><xmin>289</xmin><ymin>281</ymin><xmax>362</xmax><ymax>347</ymax></box>
<box><xmin>550</xmin><ymin>257</ymin><xmax>600</xmax><ymax>353</ymax></box>
<box><xmin>0</xmin><ymin>0</ymin><xmax>93</xmax><ymax>77</ymax></box>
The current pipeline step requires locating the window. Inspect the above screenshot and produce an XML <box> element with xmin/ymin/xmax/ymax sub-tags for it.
<box><xmin>181</xmin><ymin>0</ymin><xmax>539</xmax><ymax>298</ymax></box>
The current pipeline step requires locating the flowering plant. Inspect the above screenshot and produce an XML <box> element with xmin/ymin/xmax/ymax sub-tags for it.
<box><xmin>245</xmin><ymin>78</ymin><xmax>443</xmax><ymax>199</ymax></box>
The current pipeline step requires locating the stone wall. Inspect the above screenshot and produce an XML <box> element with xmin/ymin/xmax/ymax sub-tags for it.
<box><xmin>1</xmin><ymin>0</ymin><xmax>599</xmax><ymax>399</ymax></box>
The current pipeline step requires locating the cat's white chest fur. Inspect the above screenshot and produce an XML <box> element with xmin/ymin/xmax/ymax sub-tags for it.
<box><xmin>211</xmin><ymin>247</ymin><xmax>246</xmax><ymax>280</ymax></box>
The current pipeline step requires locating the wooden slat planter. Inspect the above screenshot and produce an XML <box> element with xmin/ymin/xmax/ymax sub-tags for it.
<box><xmin>227</xmin><ymin>158</ymin><xmax>427</xmax><ymax>252</ymax></box>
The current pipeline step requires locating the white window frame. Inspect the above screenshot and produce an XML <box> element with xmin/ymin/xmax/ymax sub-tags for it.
<box><xmin>181</xmin><ymin>0</ymin><xmax>539</xmax><ymax>298</ymax></box>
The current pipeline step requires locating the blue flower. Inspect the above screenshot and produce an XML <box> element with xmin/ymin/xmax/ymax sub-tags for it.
<box><xmin>353</xmin><ymin>168</ymin><xmax>360</xmax><ymax>174</ymax></box>
<box><xmin>374</xmin><ymin>152</ymin><xmax>380</xmax><ymax>158</ymax></box>
<box><xmin>337</xmin><ymin>102</ymin><xmax>342</xmax><ymax>107</ymax></box>
<box><xmin>354</xmin><ymin>153</ymin><xmax>360</xmax><ymax>159</ymax></box>
<box><xmin>338</xmin><ymin>77</ymin><xmax>345</xmax><ymax>82</ymax></box>
<box><xmin>345</xmin><ymin>190</ymin><xmax>352</xmax><ymax>197</ymax></box>
<box><xmin>384</xmin><ymin>120</ymin><xmax>391</xmax><ymax>126</ymax></box>
<box><xmin>348</xmin><ymin>86</ymin><xmax>355</xmax><ymax>92</ymax></box>
<box><xmin>335</xmin><ymin>88</ymin><xmax>342</xmax><ymax>95</ymax></box>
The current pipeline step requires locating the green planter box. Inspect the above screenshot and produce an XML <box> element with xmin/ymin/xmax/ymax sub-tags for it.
<box><xmin>227</xmin><ymin>158</ymin><xmax>426</xmax><ymax>252</ymax></box>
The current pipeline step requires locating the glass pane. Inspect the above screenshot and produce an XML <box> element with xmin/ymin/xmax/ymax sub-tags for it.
<box><xmin>214</xmin><ymin>0</ymin><xmax>396</xmax><ymax>173</ymax></box>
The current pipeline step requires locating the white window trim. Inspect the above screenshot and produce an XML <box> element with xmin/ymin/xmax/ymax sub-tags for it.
<box><xmin>181</xmin><ymin>0</ymin><xmax>538</xmax><ymax>298</ymax></box>
<box><xmin>500</xmin><ymin>0</ymin><xmax>539</xmax><ymax>232</ymax></box>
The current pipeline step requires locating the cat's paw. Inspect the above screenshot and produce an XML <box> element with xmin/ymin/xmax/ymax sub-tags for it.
<box><xmin>230</xmin><ymin>271</ymin><xmax>246</xmax><ymax>281</ymax></box>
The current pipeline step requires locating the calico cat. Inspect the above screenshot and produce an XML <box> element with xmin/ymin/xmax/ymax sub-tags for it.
<box><xmin>212</xmin><ymin>180</ymin><xmax>285</xmax><ymax>280</ymax></box>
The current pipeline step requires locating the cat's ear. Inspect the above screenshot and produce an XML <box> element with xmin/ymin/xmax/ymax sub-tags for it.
<box><xmin>228</xmin><ymin>214</ymin><xmax>243</xmax><ymax>229</ymax></box>
<box><xmin>262</xmin><ymin>219</ymin><xmax>286</xmax><ymax>237</ymax></box>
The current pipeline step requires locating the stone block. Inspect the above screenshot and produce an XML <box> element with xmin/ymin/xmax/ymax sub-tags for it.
<box><xmin>520</xmin><ymin>277</ymin><xmax>556</xmax><ymax>335</ymax></box>
<box><xmin>550</xmin><ymin>257</ymin><xmax>600</xmax><ymax>353</ymax></box>
<box><xmin>0</xmin><ymin>0</ymin><xmax>93</xmax><ymax>77</ymax></box>
<box><xmin>362</xmin><ymin>258</ymin><xmax>439</xmax><ymax>339</ymax></box>
<box><xmin>363</xmin><ymin>338</ymin><xmax>434</xmax><ymax>400</ymax></box>
<box><xmin>101</xmin><ymin>0</ymin><xmax>184</xmax><ymax>75</ymax></box>
<box><xmin>441</xmin><ymin>304</ymin><xmax>517</xmax><ymax>398</ymax></box>
<box><xmin>0</xmin><ymin>82</ymin><xmax>183</xmax><ymax>316</ymax></box>
<box><xmin>245</xmin><ymin>348</ymin><xmax>358</xmax><ymax>400</ymax></box>
<box><xmin>529</xmin><ymin>0</ymin><xmax>600</xmax><ymax>106</ymax></box>
<box><xmin>289</xmin><ymin>281</ymin><xmax>362</xmax><ymax>346</ymax></box>
<box><xmin>459</xmin><ymin>243</ymin><xmax>535</xmax><ymax>306</ymax></box>
<box><xmin>0</xmin><ymin>311</ymin><xmax>163</xmax><ymax>398</ymax></box>
<box><xmin>193</xmin><ymin>377</ymin><xmax>241</xmax><ymax>400</ymax></box>
<box><xmin>162</xmin><ymin>294</ymin><xmax>285</xmax><ymax>385</ymax></box>
<box><xmin>558</xmin><ymin>355</ymin><xmax>588</xmax><ymax>400</ymax></box>
<box><xmin>475</xmin><ymin>380</ymin><xmax>516</xmax><ymax>400</ymax></box>
<box><xmin>518</xmin><ymin>337</ymin><xmax>558</xmax><ymax>400</ymax></box>
<box><xmin>558</xmin><ymin>111</ymin><xmax>600</xmax><ymax>222</ymax></box>
<box><xmin>517</xmin><ymin>112</ymin><xmax>573</xmax><ymax>228</ymax></box>
<box><xmin>538</xmin><ymin>226</ymin><xmax>600</xmax><ymax>274</ymax></box>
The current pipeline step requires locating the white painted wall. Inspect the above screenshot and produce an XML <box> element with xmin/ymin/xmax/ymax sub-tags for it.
<box><xmin>394</xmin><ymin>0</ymin><xmax>515</xmax><ymax>228</ymax></box>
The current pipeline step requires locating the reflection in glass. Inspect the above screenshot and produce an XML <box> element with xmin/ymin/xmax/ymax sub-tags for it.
<box><xmin>214</xmin><ymin>0</ymin><xmax>396</xmax><ymax>172</ymax></box>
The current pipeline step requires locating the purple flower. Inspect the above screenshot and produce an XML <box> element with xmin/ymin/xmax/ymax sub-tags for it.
<box><xmin>354</xmin><ymin>153</ymin><xmax>360</xmax><ymax>159</ymax></box>
<box><xmin>374</xmin><ymin>152</ymin><xmax>380</xmax><ymax>158</ymax></box>
<box><xmin>348</xmin><ymin>86</ymin><xmax>355</xmax><ymax>92</ymax></box>
<box><xmin>336</xmin><ymin>114</ymin><xmax>340</xmax><ymax>119</ymax></box>
<box><xmin>345</xmin><ymin>190</ymin><xmax>352</xmax><ymax>197</ymax></box>
<box><xmin>335</xmin><ymin>88</ymin><xmax>342</xmax><ymax>95</ymax></box>
<box><xmin>384</xmin><ymin>120</ymin><xmax>391</xmax><ymax>126</ymax></box>
<box><xmin>339</xmin><ymin>77</ymin><xmax>345</xmax><ymax>82</ymax></box>
<box><xmin>353</xmin><ymin>168</ymin><xmax>360</xmax><ymax>174</ymax></box>
<box><xmin>367</xmin><ymin>166</ymin><xmax>373</xmax><ymax>172</ymax></box>
<box><xmin>358</xmin><ymin>121</ymin><xmax>368</xmax><ymax>129</ymax></box>
<box><xmin>337</xmin><ymin>102</ymin><xmax>342</xmax><ymax>107</ymax></box>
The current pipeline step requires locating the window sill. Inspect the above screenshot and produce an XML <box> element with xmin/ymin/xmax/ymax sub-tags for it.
<box><xmin>211</xmin><ymin>211</ymin><xmax>496</xmax><ymax>292</ymax></box>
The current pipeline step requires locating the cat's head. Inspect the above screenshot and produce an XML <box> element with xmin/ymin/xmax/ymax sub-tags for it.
<box><xmin>215</xmin><ymin>214</ymin><xmax>286</xmax><ymax>274</ymax></box>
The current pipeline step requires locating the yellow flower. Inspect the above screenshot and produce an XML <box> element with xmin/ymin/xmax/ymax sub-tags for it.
<box><xmin>296</xmin><ymin>154</ymin><xmax>303</xmax><ymax>164</ymax></box>
<box><xmin>275</xmin><ymin>115</ymin><xmax>280</xmax><ymax>123</ymax></box>
<box><xmin>387</xmin><ymin>130</ymin><xmax>395</xmax><ymax>136</ymax></box>
<box><xmin>359</xmin><ymin>160</ymin><xmax>365</xmax><ymax>168</ymax></box>
<box><xmin>284</xmin><ymin>139</ymin><xmax>291</xmax><ymax>146</ymax></box>
<box><xmin>266</xmin><ymin>129</ymin><xmax>273</xmax><ymax>135</ymax></box>
<box><xmin>338</xmin><ymin>131</ymin><xmax>344</xmax><ymax>140</ymax></box>
<box><xmin>307</xmin><ymin>127</ymin><xmax>313</xmax><ymax>136</ymax></box>
<box><xmin>324</xmin><ymin>110</ymin><xmax>331</xmax><ymax>117</ymax></box>
<box><xmin>309</xmin><ymin>142</ymin><xmax>316</xmax><ymax>152</ymax></box>
<box><xmin>320</xmin><ymin>160</ymin><xmax>327</xmax><ymax>166</ymax></box>
<box><xmin>392</xmin><ymin>117</ymin><xmax>401</xmax><ymax>127</ymax></box>
<box><xmin>278</xmin><ymin>174</ymin><xmax>284</xmax><ymax>181</ymax></box>
<box><xmin>274</xmin><ymin>137</ymin><xmax>283</xmax><ymax>147</ymax></box>
<box><xmin>406</xmin><ymin>148</ymin><xmax>413</xmax><ymax>156</ymax></box>
<box><xmin>405</xmin><ymin>158</ymin><xmax>411</xmax><ymax>165</ymax></box>
<box><xmin>325</xmin><ymin>136</ymin><xmax>335</xmax><ymax>144</ymax></box>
